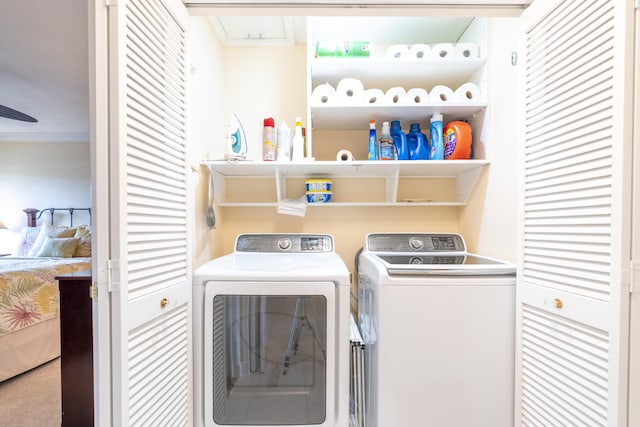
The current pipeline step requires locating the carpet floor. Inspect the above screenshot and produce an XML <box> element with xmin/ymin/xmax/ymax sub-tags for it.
<box><xmin>0</xmin><ymin>358</ymin><xmax>61</xmax><ymax>427</ymax></box>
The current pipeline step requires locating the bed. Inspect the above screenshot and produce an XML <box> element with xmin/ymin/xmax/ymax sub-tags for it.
<box><xmin>0</xmin><ymin>208</ymin><xmax>92</xmax><ymax>382</ymax></box>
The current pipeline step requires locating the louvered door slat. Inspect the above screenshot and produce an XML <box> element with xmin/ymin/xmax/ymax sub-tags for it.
<box><xmin>517</xmin><ymin>0</ymin><xmax>633</xmax><ymax>424</ymax></box>
<box><xmin>107</xmin><ymin>0</ymin><xmax>190</xmax><ymax>425</ymax></box>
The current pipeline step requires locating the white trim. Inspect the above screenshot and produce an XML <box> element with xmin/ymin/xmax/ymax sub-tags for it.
<box><xmin>0</xmin><ymin>133</ymin><xmax>89</xmax><ymax>142</ymax></box>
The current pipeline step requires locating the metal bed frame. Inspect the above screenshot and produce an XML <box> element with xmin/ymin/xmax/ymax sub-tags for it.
<box><xmin>23</xmin><ymin>207</ymin><xmax>92</xmax><ymax>227</ymax></box>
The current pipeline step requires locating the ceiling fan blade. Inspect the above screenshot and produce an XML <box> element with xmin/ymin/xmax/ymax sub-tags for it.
<box><xmin>0</xmin><ymin>104</ymin><xmax>38</xmax><ymax>122</ymax></box>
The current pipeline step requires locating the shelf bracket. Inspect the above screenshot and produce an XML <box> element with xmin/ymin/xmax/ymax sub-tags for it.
<box><xmin>386</xmin><ymin>168</ymin><xmax>400</xmax><ymax>203</ymax></box>
<box><xmin>456</xmin><ymin>164</ymin><xmax>487</xmax><ymax>203</ymax></box>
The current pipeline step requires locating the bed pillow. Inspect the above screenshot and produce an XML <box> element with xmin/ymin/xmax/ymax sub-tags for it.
<box><xmin>27</xmin><ymin>223</ymin><xmax>77</xmax><ymax>257</ymax></box>
<box><xmin>73</xmin><ymin>225</ymin><xmax>92</xmax><ymax>257</ymax></box>
<box><xmin>36</xmin><ymin>237</ymin><xmax>81</xmax><ymax>258</ymax></box>
<box><xmin>12</xmin><ymin>226</ymin><xmax>42</xmax><ymax>256</ymax></box>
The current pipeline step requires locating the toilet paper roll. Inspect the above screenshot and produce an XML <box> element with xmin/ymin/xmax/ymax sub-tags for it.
<box><xmin>431</xmin><ymin>43</ymin><xmax>455</xmax><ymax>59</ymax></box>
<box><xmin>406</xmin><ymin>88</ymin><xmax>429</xmax><ymax>105</ymax></box>
<box><xmin>311</xmin><ymin>83</ymin><xmax>336</xmax><ymax>105</ymax></box>
<box><xmin>455</xmin><ymin>83</ymin><xmax>482</xmax><ymax>102</ymax></box>
<box><xmin>430</xmin><ymin>85</ymin><xmax>455</xmax><ymax>103</ymax></box>
<box><xmin>455</xmin><ymin>42</ymin><xmax>479</xmax><ymax>59</ymax></box>
<box><xmin>385</xmin><ymin>87</ymin><xmax>407</xmax><ymax>105</ymax></box>
<box><xmin>409</xmin><ymin>44</ymin><xmax>431</xmax><ymax>60</ymax></box>
<box><xmin>336</xmin><ymin>149</ymin><xmax>354</xmax><ymax>162</ymax></box>
<box><xmin>363</xmin><ymin>88</ymin><xmax>385</xmax><ymax>104</ymax></box>
<box><xmin>336</xmin><ymin>77</ymin><xmax>364</xmax><ymax>104</ymax></box>
<box><xmin>387</xmin><ymin>44</ymin><xmax>410</xmax><ymax>59</ymax></box>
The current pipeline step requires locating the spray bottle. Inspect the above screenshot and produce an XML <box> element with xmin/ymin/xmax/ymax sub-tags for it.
<box><xmin>262</xmin><ymin>117</ymin><xmax>276</xmax><ymax>161</ymax></box>
<box><xmin>291</xmin><ymin>117</ymin><xmax>305</xmax><ymax>161</ymax></box>
<box><xmin>368</xmin><ymin>120</ymin><xmax>378</xmax><ymax>160</ymax></box>
<box><xmin>378</xmin><ymin>121</ymin><xmax>396</xmax><ymax>160</ymax></box>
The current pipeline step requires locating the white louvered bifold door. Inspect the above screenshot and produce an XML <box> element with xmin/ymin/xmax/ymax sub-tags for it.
<box><xmin>107</xmin><ymin>0</ymin><xmax>191</xmax><ymax>425</ymax></box>
<box><xmin>516</xmin><ymin>0</ymin><xmax>635</xmax><ymax>426</ymax></box>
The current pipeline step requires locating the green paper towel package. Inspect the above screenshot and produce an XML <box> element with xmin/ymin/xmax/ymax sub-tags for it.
<box><xmin>315</xmin><ymin>41</ymin><xmax>370</xmax><ymax>58</ymax></box>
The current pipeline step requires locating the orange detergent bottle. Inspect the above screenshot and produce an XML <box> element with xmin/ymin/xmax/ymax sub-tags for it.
<box><xmin>443</xmin><ymin>121</ymin><xmax>472</xmax><ymax>160</ymax></box>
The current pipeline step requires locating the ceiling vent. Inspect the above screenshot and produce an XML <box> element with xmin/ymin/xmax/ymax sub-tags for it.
<box><xmin>209</xmin><ymin>16</ymin><xmax>295</xmax><ymax>46</ymax></box>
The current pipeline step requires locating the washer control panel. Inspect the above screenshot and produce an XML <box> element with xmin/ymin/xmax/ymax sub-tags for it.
<box><xmin>367</xmin><ymin>233</ymin><xmax>466</xmax><ymax>253</ymax></box>
<box><xmin>236</xmin><ymin>234</ymin><xmax>334</xmax><ymax>253</ymax></box>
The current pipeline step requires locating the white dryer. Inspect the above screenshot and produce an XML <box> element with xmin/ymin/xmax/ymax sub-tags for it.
<box><xmin>357</xmin><ymin>233</ymin><xmax>516</xmax><ymax>427</ymax></box>
<box><xmin>193</xmin><ymin>234</ymin><xmax>350</xmax><ymax>427</ymax></box>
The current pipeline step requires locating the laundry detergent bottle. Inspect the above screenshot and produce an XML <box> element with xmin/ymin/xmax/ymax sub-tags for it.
<box><xmin>430</xmin><ymin>113</ymin><xmax>444</xmax><ymax>160</ymax></box>
<box><xmin>407</xmin><ymin>122</ymin><xmax>430</xmax><ymax>160</ymax></box>
<box><xmin>444</xmin><ymin>120</ymin><xmax>473</xmax><ymax>160</ymax></box>
<box><xmin>390</xmin><ymin>120</ymin><xmax>409</xmax><ymax>160</ymax></box>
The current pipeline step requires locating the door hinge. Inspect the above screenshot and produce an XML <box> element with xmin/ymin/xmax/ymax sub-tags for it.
<box><xmin>107</xmin><ymin>259</ymin><xmax>121</xmax><ymax>293</ymax></box>
<box><xmin>89</xmin><ymin>284</ymin><xmax>98</xmax><ymax>300</ymax></box>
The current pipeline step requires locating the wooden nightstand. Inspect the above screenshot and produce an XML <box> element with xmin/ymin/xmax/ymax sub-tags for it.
<box><xmin>56</xmin><ymin>270</ymin><xmax>93</xmax><ymax>427</ymax></box>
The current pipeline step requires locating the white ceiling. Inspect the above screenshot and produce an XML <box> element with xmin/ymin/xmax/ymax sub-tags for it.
<box><xmin>0</xmin><ymin>0</ymin><xmax>89</xmax><ymax>142</ymax></box>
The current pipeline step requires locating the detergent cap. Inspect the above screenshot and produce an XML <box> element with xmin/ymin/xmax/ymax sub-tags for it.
<box><xmin>431</xmin><ymin>113</ymin><xmax>443</xmax><ymax>122</ymax></box>
<box><xmin>264</xmin><ymin>117</ymin><xmax>274</xmax><ymax>127</ymax></box>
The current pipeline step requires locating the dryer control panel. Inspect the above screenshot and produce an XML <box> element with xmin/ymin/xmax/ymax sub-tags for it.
<box><xmin>235</xmin><ymin>234</ymin><xmax>334</xmax><ymax>253</ymax></box>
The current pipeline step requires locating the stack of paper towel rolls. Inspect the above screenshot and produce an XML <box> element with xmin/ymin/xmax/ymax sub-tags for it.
<box><xmin>311</xmin><ymin>79</ymin><xmax>483</xmax><ymax>106</ymax></box>
<box><xmin>386</xmin><ymin>42</ymin><xmax>479</xmax><ymax>60</ymax></box>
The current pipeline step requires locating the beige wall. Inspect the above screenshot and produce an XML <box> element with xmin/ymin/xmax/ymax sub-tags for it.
<box><xmin>189</xmin><ymin>17</ymin><xmax>519</xmax><ymax>308</ymax></box>
<box><xmin>0</xmin><ymin>141</ymin><xmax>90</xmax><ymax>232</ymax></box>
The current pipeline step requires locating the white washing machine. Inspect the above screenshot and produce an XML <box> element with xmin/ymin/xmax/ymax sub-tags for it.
<box><xmin>357</xmin><ymin>233</ymin><xmax>516</xmax><ymax>427</ymax></box>
<box><xmin>193</xmin><ymin>234</ymin><xmax>350</xmax><ymax>427</ymax></box>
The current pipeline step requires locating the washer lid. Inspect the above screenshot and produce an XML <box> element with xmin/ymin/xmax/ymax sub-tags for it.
<box><xmin>373</xmin><ymin>253</ymin><xmax>515</xmax><ymax>276</ymax></box>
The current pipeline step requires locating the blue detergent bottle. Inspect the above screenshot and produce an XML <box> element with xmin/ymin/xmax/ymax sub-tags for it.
<box><xmin>390</xmin><ymin>120</ymin><xmax>409</xmax><ymax>160</ymax></box>
<box><xmin>430</xmin><ymin>113</ymin><xmax>444</xmax><ymax>160</ymax></box>
<box><xmin>407</xmin><ymin>122</ymin><xmax>430</xmax><ymax>160</ymax></box>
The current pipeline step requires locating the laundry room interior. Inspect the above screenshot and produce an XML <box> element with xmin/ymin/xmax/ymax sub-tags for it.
<box><xmin>189</xmin><ymin>9</ymin><xmax>521</xmax><ymax>426</ymax></box>
<box><xmin>183</xmin><ymin>1</ymin><xmax>640</xmax><ymax>423</ymax></box>
<box><xmin>189</xmin><ymin>11</ymin><xmax>520</xmax><ymax>287</ymax></box>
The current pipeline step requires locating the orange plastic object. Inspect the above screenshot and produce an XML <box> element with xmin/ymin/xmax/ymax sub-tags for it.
<box><xmin>443</xmin><ymin>121</ymin><xmax>472</xmax><ymax>160</ymax></box>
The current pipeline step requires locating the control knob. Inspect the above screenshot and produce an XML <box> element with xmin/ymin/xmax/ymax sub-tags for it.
<box><xmin>278</xmin><ymin>238</ymin><xmax>292</xmax><ymax>251</ymax></box>
<box><xmin>409</xmin><ymin>237</ymin><xmax>424</xmax><ymax>250</ymax></box>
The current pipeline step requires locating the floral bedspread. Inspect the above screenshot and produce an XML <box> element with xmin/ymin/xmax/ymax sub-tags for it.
<box><xmin>0</xmin><ymin>257</ymin><xmax>91</xmax><ymax>336</ymax></box>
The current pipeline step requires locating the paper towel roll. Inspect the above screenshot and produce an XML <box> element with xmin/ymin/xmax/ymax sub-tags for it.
<box><xmin>336</xmin><ymin>149</ymin><xmax>354</xmax><ymax>161</ymax></box>
<box><xmin>431</xmin><ymin>43</ymin><xmax>455</xmax><ymax>59</ymax></box>
<box><xmin>409</xmin><ymin>44</ymin><xmax>431</xmax><ymax>60</ymax></box>
<box><xmin>387</xmin><ymin>44</ymin><xmax>409</xmax><ymax>59</ymax></box>
<box><xmin>430</xmin><ymin>85</ymin><xmax>454</xmax><ymax>103</ymax></box>
<box><xmin>406</xmin><ymin>88</ymin><xmax>429</xmax><ymax>105</ymax></box>
<box><xmin>311</xmin><ymin>83</ymin><xmax>336</xmax><ymax>105</ymax></box>
<box><xmin>455</xmin><ymin>83</ymin><xmax>482</xmax><ymax>102</ymax></box>
<box><xmin>336</xmin><ymin>77</ymin><xmax>364</xmax><ymax>104</ymax></box>
<box><xmin>455</xmin><ymin>42</ymin><xmax>479</xmax><ymax>59</ymax></box>
<box><xmin>363</xmin><ymin>88</ymin><xmax>385</xmax><ymax>104</ymax></box>
<box><xmin>385</xmin><ymin>87</ymin><xmax>407</xmax><ymax>105</ymax></box>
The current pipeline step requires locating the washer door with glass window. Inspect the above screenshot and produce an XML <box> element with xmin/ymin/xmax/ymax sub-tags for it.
<box><xmin>203</xmin><ymin>281</ymin><xmax>336</xmax><ymax>426</ymax></box>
